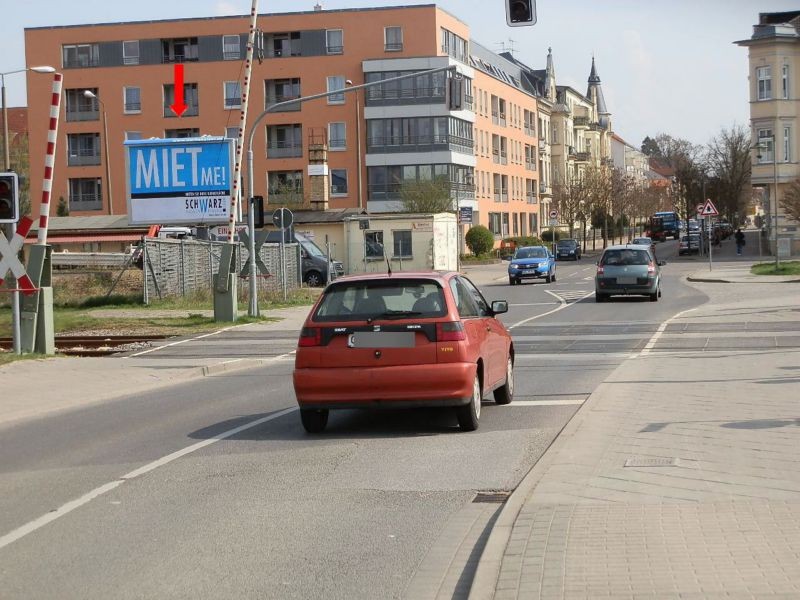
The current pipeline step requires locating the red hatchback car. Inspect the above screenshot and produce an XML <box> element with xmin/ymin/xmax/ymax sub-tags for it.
<box><xmin>293</xmin><ymin>271</ymin><xmax>514</xmax><ymax>433</ymax></box>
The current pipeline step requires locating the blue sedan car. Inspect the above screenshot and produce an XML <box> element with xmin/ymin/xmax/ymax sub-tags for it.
<box><xmin>508</xmin><ymin>246</ymin><xmax>557</xmax><ymax>285</ymax></box>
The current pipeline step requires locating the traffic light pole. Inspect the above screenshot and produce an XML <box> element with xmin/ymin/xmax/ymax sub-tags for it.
<box><xmin>2</xmin><ymin>77</ymin><xmax>21</xmax><ymax>355</ymax></box>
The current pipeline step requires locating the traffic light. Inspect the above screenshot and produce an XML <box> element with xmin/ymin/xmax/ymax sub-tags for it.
<box><xmin>0</xmin><ymin>172</ymin><xmax>20</xmax><ymax>224</ymax></box>
<box><xmin>252</xmin><ymin>195</ymin><xmax>264</xmax><ymax>228</ymax></box>
<box><xmin>506</xmin><ymin>0</ymin><xmax>537</xmax><ymax>26</ymax></box>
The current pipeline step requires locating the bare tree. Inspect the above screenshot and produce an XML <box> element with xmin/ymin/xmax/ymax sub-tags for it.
<box><xmin>552</xmin><ymin>169</ymin><xmax>590</xmax><ymax>238</ymax></box>
<box><xmin>706</xmin><ymin>125</ymin><xmax>752</xmax><ymax>224</ymax></box>
<box><xmin>583</xmin><ymin>165</ymin><xmax>613</xmax><ymax>247</ymax></box>
<box><xmin>399</xmin><ymin>178</ymin><xmax>453</xmax><ymax>213</ymax></box>
<box><xmin>779</xmin><ymin>178</ymin><xmax>800</xmax><ymax>224</ymax></box>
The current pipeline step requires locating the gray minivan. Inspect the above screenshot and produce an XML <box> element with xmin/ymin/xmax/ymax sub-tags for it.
<box><xmin>266</xmin><ymin>230</ymin><xmax>344</xmax><ymax>287</ymax></box>
<box><xmin>595</xmin><ymin>244</ymin><xmax>666</xmax><ymax>302</ymax></box>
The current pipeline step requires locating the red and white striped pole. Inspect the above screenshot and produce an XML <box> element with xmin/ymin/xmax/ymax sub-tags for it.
<box><xmin>37</xmin><ymin>72</ymin><xmax>63</xmax><ymax>245</ymax></box>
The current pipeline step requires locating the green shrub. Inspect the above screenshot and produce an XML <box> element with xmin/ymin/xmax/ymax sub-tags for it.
<box><xmin>503</xmin><ymin>236</ymin><xmax>544</xmax><ymax>248</ymax></box>
<box><xmin>540</xmin><ymin>229</ymin><xmax>562</xmax><ymax>242</ymax></box>
<box><xmin>465</xmin><ymin>225</ymin><xmax>495</xmax><ymax>256</ymax></box>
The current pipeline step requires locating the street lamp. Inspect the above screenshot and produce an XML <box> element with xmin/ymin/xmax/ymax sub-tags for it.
<box><xmin>1</xmin><ymin>65</ymin><xmax>55</xmax><ymax>356</ymax></box>
<box><xmin>83</xmin><ymin>90</ymin><xmax>113</xmax><ymax>215</ymax></box>
<box><xmin>345</xmin><ymin>79</ymin><xmax>364</xmax><ymax>210</ymax></box>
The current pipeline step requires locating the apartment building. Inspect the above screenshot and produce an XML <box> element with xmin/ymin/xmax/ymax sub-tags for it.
<box><xmin>24</xmin><ymin>3</ymin><xmax>545</xmax><ymax>242</ymax></box>
<box><xmin>736</xmin><ymin>10</ymin><xmax>800</xmax><ymax>257</ymax></box>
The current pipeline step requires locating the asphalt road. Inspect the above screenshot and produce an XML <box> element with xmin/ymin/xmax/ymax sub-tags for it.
<box><xmin>0</xmin><ymin>240</ymin><xmax>712</xmax><ymax>599</ymax></box>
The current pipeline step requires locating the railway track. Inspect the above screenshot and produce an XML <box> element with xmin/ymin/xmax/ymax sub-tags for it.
<box><xmin>0</xmin><ymin>335</ymin><xmax>169</xmax><ymax>357</ymax></box>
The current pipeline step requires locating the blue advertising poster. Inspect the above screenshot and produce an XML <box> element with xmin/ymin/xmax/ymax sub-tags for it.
<box><xmin>125</xmin><ymin>137</ymin><xmax>235</xmax><ymax>225</ymax></box>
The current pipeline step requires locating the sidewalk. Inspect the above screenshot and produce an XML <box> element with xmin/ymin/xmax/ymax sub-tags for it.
<box><xmin>0</xmin><ymin>305</ymin><xmax>310</xmax><ymax>427</ymax></box>
<box><xmin>469</xmin><ymin>277</ymin><xmax>800</xmax><ymax>597</ymax></box>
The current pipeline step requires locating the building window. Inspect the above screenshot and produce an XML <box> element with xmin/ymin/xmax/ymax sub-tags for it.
<box><xmin>365</xmin><ymin>231</ymin><xmax>384</xmax><ymax>259</ymax></box>
<box><xmin>328</xmin><ymin>122</ymin><xmax>346</xmax><ymax>150</ymax></box>
<box><xmin>529</xmin><ymin>213</ymin><xmax>538</xmax><ymax>234</ymax></box>
<box><xmin>122</xmin><ymin>40</ymin><xmax>139</xmax><ymax>65</ymax></box>
<box><xmin>265</xmin><ymin>78</ymin><xmax>301</xmax><ymax>111</ymax></box>
<box><xmin>165</xmin><ymin>128</ymin><xmax>200</xmax><ymax>138</ymax></box>
<box><xmin>123</xmin><ymin>86</ymin><xmax>141</xmax><ymax>113</ymax></box>
<box><xmin>327</xmin><ymin>76</ymin><xmax>345</xmax><ymax>104</ymax></box>
<box><xmin>125</xmin><ymin>131</ymin><xmax>142</xmax><ymax>141</ymax></box>
<box><xmin>224</xmin><ymin>81</ymin><xmax>241</xmax><ymax>109</ymax></box>
<box><xmin>784</xmin><ymin>126</ymin><xmax>791</xmax><ymax>162</ymax></box>
<box><xmin>225</xmin><ymin>126</ymin><xmax>239</xmax><ymax>139</ymax></box>
<box><xmin>67</xmin><ymin>133</ymin><xmax>101</xmax><ymax>166</ymax></box>
<box><xmin>65</xmin><ymin>88</ymin><xmax>99</xmax><ymax>121</ymax></box>
<box><xmin>488</xmin><ymin>212</ymin><xmax>501</xmax><ymax>236</ymax></box>
<box><xmin>513</xmin><ymin>213</ymin><xmax>519</xmax><ymax>236</ymax></box>
<box><xmin>393</xmin><ymin>230</ymin><xmax>412</xmax><ymax>258</ymax></box>
<box><xmin>330</xmin><ymin>169</ymin><xmax>348</xmax><ymax>195</ymax></box>
<box><xmin>440</xmin><ymin>28</ymin><xmax>468</xmax><ymax>63</ymax></box>
<box><xmin>163</xmin><ymin>83</ymin><xmax>199</xmax><ymax>117</ymax></box>
<box><xmin>502</xmin><ymin>213</ymin><xmax>510</xmax><ymax>236</ymax></box>
<box><xmin>222</xmin><ymin>34</ymin><xmax>241</xmax><ymax>60</ymax></box>
<box><xmin>783</xmin><ymin>64</ymin><xmax>790</xmax><ymax>99</ymax></box>
<box><xmin>69</xmin><ymin>178</ymin><xmax>102</xmax><ymax>211</ymax></box>
<box><xmin>62</xmin><ymin>43</ymin><xmax>100</xmax><ymax>68</ymax></box>
<box><xmin>757</xmin><ymin>129</ymin><xmax>774</xmax><ymax>163</ymax></box>
<box><xmin>384</xmin><ymin>26</ymin><xmax>403</xmax><ymax>52</ymax></box>
<box><xmin>757</xmin><ymin>66</ymin><xmax>772</xmax><ymax>101</ymax></box>
<box><xmin>266</xmin><ymin>124</ymin><xmax>303</xmax><ymax>158</ymax></box>
<box><xmin>326</xmin><ymin>29</ymin><xmax>343</xmax><ymax>54</ymax></box>
<box><xmin>270</xmin><ymin>32</ymin><xmax>301</xmax><ymax>58</ymax></box>
<box><xmin>162</xmin><ymin>37</ymin><xmax>199</xmax><ymax>63</ymax></box>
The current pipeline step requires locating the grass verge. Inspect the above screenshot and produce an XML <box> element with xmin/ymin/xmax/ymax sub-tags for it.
<box><xmin>750</xmin><ymin>261</ymin><xmax>800</xmax><ymax>276</ymax></box>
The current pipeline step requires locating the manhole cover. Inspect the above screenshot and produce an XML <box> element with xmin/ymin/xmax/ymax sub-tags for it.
<box><xmin>624</xmin><ymin>457</ymin><xmax>680</xmax><ymax>468</ymax></box>
<box><xmin>472</xmin><ymin>491</ymin><xmax>511</xmax><ymax>503</ymax></box>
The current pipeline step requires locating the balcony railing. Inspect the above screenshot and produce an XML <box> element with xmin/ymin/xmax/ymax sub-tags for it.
<box><xmin>66</xmin><ymin>109</ymin><xmax>99</xmax><ymax>122</ymax></box>
<box><xmin>365</xmin><ymin>86</ymin><xmax>446</xmax><ymax>106</ymax></box>
<box><xmin>163</xmin><ymin>105</ymin><xmax>199</xmax><ymax>118</ymax></box>
<box><xmin>575</xmin><ymin>151</ymin><xmax>591</xmax><ymax>162</ymax></box>
<box><xmin>124</xmin><ymin>102</ymin><xmax>141</xmax><ymax>113</ymax></box>
<box><xmin>524</xmin><ymin>125</ymin><xmax>535</xmax><ymax>137</ymax></box>
<box><xmin>525</xmin><ymin>161</ymin><xmax>536</xmax><ymax>171</ymax></box>
<box><xmin>367</xmin><ymin>134</ymin><xmax>473</xmax><ymax>155</ymax></box>
<box><xmin>384</xmin><ymin>42</ymin><xmax>403</xmax><ymax>52</ymax></box>
<box><xmin>67</xmin><ymin>149</ymin><xmax>101</xmax><ymax>167</ymax></box>
<box><xmin>326</xmin><ymin>45</ymin><xmax>343</xmax><ymax>55</ymax></box>
<box><xmin>69</xmin><ymin>194</ymin><xmax>103</xmax><ymax>211</ymax></box>
<box><xmin>267</xmin><ymin>142</ymin><xmax>303</xmax><ymax>158</ymax></box>
<box><xmin>527</xmin><ymin>193</ymin><xmax>537</xmax><ymax>204</ymax></box>
<box><xmin>539</xmin><ymin>182</ymin><xmax>547</xmax><ymax>194</ymax></box>
<box><xmin>63</xmin><ymin>57</ymin><xmax>100</xmax><ymax>69</ymax></box>
<box><xmin>162</xmin><ymin>53</ymin><xmax>199</xmax><ymax>64</ymax></box>
<box><xmin>573</xmin><ymin>116</ymin><xmax>590</xmax><ymax>128</ymax></box>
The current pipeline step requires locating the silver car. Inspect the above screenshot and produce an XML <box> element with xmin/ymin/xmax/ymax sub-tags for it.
<box><xmin>595</xmin><ymin>244</ymin><xmax>666</xmax><ymax>302</ymax></box>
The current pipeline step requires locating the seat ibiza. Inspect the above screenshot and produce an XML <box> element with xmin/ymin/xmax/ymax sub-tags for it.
<box><xmin>293</xmin><ymin>272</ymin><xmax>514</xmax><ymax>433</ymax></box>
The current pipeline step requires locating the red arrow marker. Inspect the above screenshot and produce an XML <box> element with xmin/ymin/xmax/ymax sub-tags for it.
<box><xmin>170</xmin><ymin>63</ymin><xmax>187</xmax><ymax>117</ymax></box>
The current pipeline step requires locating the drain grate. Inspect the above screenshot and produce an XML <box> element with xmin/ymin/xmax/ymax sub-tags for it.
<box><xmin>472</xmin><ymin>491</ymin><xmax>511</xmax><ymax>503</ymax></box>
<box><xmin>624</xmin><ymin>457</ymin><xmax>680</xmax><ymax>468</ymax></box>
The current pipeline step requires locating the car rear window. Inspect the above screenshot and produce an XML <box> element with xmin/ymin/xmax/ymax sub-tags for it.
<box><xmin>557</xmin><ymin>240</ymin><xmax>576</xmax><ymax>247</ymax></box>
<box><xmin>313</xmin><ymin>279</ymin><xmax>447</xmax><ymax>322</ymax></box>
<box><xmin>601</xmin><ymin>249</ymin><xmax>651</xmax><ymax>266</ymax></box>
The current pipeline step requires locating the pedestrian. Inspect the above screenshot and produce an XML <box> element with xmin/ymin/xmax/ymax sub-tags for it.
<box><xmin>735</xmin><ymin>228</ymin><xmax>745</xmax><ymax>255</ymax></box>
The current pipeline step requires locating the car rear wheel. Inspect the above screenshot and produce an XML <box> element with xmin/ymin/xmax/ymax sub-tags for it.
<box><xmin>304</xmin><ymin>270</ymin><xmax>323</xmax><ymax>287</ymax></box>
<box><xmin>300</xmin><ymin>408</ymin><xmax>329</xmax><ymax>433</ymax></box>
<box><xmin>595</xmin><ymin>293</ymin><xmax>606</xmax><ymax>303</ymax></box>
<box><xmin>649</xmin><ymin>290</ymin><xmax>659</xmax><ymax>302</ymax></box>
<box><xmin>494</xmin><ymin>357</ymin><xmax>514</xmax><ymax>405</ymax></box>
<box><xmin>457</xmin><ymin>373</ymin><xmax>481</xmax><ymax>431</ymax></box>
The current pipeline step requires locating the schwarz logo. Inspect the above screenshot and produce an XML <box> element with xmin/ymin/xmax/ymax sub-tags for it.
<box><xmin>185</xmin><ymin>197</ymin><xmax>226</xmax><ymax>212</ymax></box>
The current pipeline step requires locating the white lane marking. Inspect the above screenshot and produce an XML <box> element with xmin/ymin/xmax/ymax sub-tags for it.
<box><xmin>0</xmin><ymin>406</ymin><xmax>298</xmax><ymax>551</ymax></box>
<box><xmin>640</xmin><ymin>306</ymin><xmax>698</xmax><ymax>356</ymax></box>
<box><xmin>509</xmin><ymin>290</ymin><xmax>595</xmax><ymax>330</ymax></box>
<box><xmin>128</xmin><ymin>327</ymin><xmax>233</xmax><ymax>358</ymax></box>
<box><xmin>544</xmin><ymin>290</ymin><xmax>567</xmax><ymax>305</ymax></box>
<box><xmin>507</xmin><ymin>399</ymin><xmax>586</xmax><ymax>406</ymax></box>
<box><xmin>509</xmin><ymin>302</ymin><xmax>560</xmax><ymax>307</ymax></box>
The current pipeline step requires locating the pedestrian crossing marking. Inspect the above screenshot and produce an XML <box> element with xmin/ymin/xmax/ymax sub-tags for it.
<box><xmin>549</xmin><ymin>289</ymin><xmax>592</xmax><ymax>303</ymax></box>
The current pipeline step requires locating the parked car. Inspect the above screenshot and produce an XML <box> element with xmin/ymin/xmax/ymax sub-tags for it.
<box><xmin>679</xmin><ymin>234</ymin><xmax>701</xmax><ymax>255</ymax></box>
<box><xmin>292</xmin><ymin>272</ymin><xmax>514</xmax><ymax>433</ymax></box>
<box><xmin>507</xmin><ymin>246</ymin><xmax>557</xmax><ymax>285</ymax></box>
<box><xmin>265</xmin><ymin>230</ymin><xmax>344</xmax><ymax>287</ymax></box>
<box><xmin>595</xmin><ymin>244</ymin><xmax>666</xmax><ymax>302</ymax></box>
<box><xmin>556</xmin><ymin>238</ymin><xmax>581</xmax><ymax>260</ymax></box>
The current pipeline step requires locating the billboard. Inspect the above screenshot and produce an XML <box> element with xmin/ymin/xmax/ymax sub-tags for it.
<box><xmin>125</xmin><ymin>137</ymin><xmax>235</xmax><ymax>225</ymax></box>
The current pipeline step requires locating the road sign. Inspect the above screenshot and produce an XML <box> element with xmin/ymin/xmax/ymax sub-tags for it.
<box><xmin>696</xmin><ymin>203</ymin><xmax>704</xmax><ymax>215</ymax></box>
<box><xmin>272</xmin><ymin>207</ymin><xmax>294</xmax><ymax>230</ymax></box>
<box><xmin>0</xmin><ymin>216</ymin><xmax>35</xmax><ymax>294</ymax></box>
<box><xmin>459</xmin><ymin>206</ymin><xmax>473</xmax><ymax>224</ymax></box>
<box><xmin>549</xmin><ymin>209</ymin><xmax>559</xmax><ymax>219</ymax></box>
<box><xmin>700</xmin><ymin>199</ymin><xmax>719</xmax><ymax>217</ymax></box>
<box><xmin>125</xmin><ymin>136</ymin><xmax>236</xmax><ymax>226</ymax></box>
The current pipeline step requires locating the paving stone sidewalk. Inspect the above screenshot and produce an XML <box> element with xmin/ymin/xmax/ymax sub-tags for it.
<box><xmin>470</xmin><ymin>287</ymin><xmax>800</xmax><ymax>599</ymax></box>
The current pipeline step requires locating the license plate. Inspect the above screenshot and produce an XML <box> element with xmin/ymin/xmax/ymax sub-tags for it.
<box><xmin>523</xmin><ymin>269</ymin><xmax>536</xmax><ymax>274</ymax></box>
<box><xmin>348</xmin><ymin>331</ymin><xmax>415</xmax><ymax>348</ymax></box>
<box><xmin>616</xmin><ymin>277</ymin><xmax>637</xmax><ymax>285</ymax></box>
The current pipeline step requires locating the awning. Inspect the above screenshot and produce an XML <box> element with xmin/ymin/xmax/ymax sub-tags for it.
<box><xmin>24</xmin><ymin>233</ymin><xmax>145</xmax><ymax>244</ymax></box>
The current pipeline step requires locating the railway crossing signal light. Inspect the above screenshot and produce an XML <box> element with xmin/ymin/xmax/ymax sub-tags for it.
<box><xmin>0</xmin><ymin>172</ymin><xmax>20</xmax><ymax>224</ymax></box>
<box><xmin>506</xmin><ymin>0</ymin><xmax>537</xmax><ymax>26</ymax></box>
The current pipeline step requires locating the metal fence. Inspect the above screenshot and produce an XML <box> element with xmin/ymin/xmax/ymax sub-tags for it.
<box><xmin>141</xmin><ymin>237</ymin><xmax>299</xmax><ymax>304</ymax></box>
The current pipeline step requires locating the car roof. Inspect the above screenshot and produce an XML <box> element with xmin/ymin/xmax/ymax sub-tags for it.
<box><xmin>517</xmin><ymin>245</ymin><xmax>548</xmax><ymax>250</ymax></box>
<box><xmin>604</xmin><ymin>244</ymin><xmax>652</xmax><ymax>251</ymax></box>
<box><xmin>325</xmin><ymin>271</ymin><xmax>456</xmax><ymax>285</ymax></box>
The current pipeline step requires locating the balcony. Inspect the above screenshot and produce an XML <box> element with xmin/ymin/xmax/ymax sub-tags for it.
<box><xmin>267</xmin><ymin>142</ymin><xmax>303</xmax><ymax>159</ymax></box>
<box><xmin>163</xmin><ymin>104</ymin><xmax>199</xmax><ymax>118</ymax></box>
<box><xmin>367</xmin><ymin>134</ymin><xmax>473</xmax><ymax>155</ymax></box>
<box><xmin>575</xmin><ymin>151</ymin><xmax>591</xmax><ymax>162</ymax></box>
<box><xmin>567</xmin><ymin>146</ymin><xmax>577</xmax><ymax>158</ymax></box>
<box><xmin>573</xmin><ymin>116</ymin><xmax>590</xmax><ymax>129</ymax></box>
<box><xmin>539</xmin><ymin>181</ymin><xmax>547</xmax><ymax>194</ymax></box>
<box><xmin>124</xmin><ymin>102</ymin><xmax>141</xmax><ymax>113</ymax></box>
<box><xmin>66</xmin><ymin>109</ymin><xmax>99</xmax><ymax>122</ymax></box>
<box><xmin>538</xmin><ymin>138</ymin><xmax>546</xmax><ymax>154</ymax></box>
<box><xmin>326</xmin><ymin>45</ymin><xmax>343</xmax><ymax>55</ymax></box>
<box><xmin>69</xmin><ymin>194</ymin><xmax>102</xmax><ymax>212</ymax></box>
<box><xmin>67</xmin><ymin>149</ymin><xmax>101</xmax><ymax>167</ymax></box>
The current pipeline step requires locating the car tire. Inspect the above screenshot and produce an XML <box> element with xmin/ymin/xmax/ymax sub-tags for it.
<box><xmin>595</xmin><ymin>293</ymin><xmax>606</xmax><ymax>303</ymax></box>
<box><xmin>649</xmin><ymin>291</ymin><xmax>659</xmax><ymax>302</ymax></box>
<box><xmin>457</xmin><ymin>373</ymin><xmax>481</xmax><ymax>431</ymax></box>
<box><xmin>304</xmin><ymin>270</ymin><xmax>323</xmax><ymax>287</ymax></box>
<box><xmin>300</xmin><ymin>408</ymin><xmax>329</xmax><ymax>433</ymax></box>
<box><xmin>552</xmin><ymin>271</ymin><xmax>557</xmax><ymax>282</ymax></box>
<box><xmin>546</xmin><ymin>273</ymin><xmax>553</xmax><ymax>283</ymax></box>
<box><xmin>509</xmin><ymin>277</ymin><xmax>515</xmax><ymax>286</ymax></box>
<box><xmin>494</xmin><ymin>357</ymin><xmax>514</xmax><ymax>405</ymax></box>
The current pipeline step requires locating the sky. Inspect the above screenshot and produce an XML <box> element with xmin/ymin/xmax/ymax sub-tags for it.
<box><xmin>1</xmin><ymin>0</ymin><xmax>797</xmax><ymax>149</ymax></box>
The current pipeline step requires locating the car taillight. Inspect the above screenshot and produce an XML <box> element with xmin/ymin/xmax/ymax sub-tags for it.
<box><xmin>597</xmin><ymin>265</ymin><xmax>604</xmax><ymax>275</ymax></box>
<box><xmin>298</xmin><ymin>327</ymin><xmax>322</xmax><ymax>347</ymax></box>
<box><xmin>437</xmin><ymin>321</ymin><xmax>466</xmax><ymax>342</ymax></box>
<box><xmin>647</xmin><ymin>262</ymin><xmax>656</xmax><ymax>274</ymax></box>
